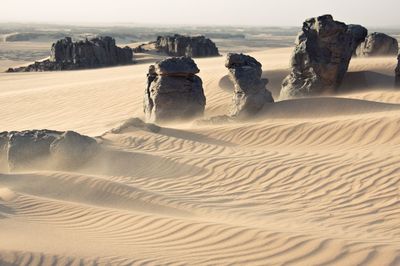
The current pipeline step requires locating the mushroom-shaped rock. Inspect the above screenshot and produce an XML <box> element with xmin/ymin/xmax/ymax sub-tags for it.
<box><xmin>356</xmin><ymin>32</ymin><xmax>398</xmax><ymax>57</ymax></box>
<box><xmin>144</xmin><ymin>57</ymin><xmax>206</xmax><ymax>122</ymax></box>
<box><xmin>225</xmin><ymin>53</ymin><xmax>274</xmax><ymax>117</ymax></box>
<box><xmin>280</xmin><ymin>15</ymin><xmax>354</xmax><ymax>99</ymax></box>
<box><xmin>50</xmin><ymin>131</ymin><xmax>98</xmax><ymax>169</ymax></box>
<box><xmin>348</xmin><ymin>24</ymin><xmax>368</xmax><ymax>55</ymax></box>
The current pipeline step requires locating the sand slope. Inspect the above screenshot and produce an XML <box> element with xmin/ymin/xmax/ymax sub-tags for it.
<box><xmin>0</xmin><ymin>48</ymin><xmax>399</xmax><ymax>265</ymax></box>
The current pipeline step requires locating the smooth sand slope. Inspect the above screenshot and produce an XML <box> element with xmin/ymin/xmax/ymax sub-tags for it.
<box><xmin>0</xmin><ymin>48</ymin><xmax>400</xmax><ymax>265</ymax></box>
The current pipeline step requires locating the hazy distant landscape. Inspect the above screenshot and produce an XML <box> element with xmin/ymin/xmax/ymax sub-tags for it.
<box><xmin>1</xmin><ymin>22</ymin><xmax>400</xmax><ymax>66</ymax></box>
<box><xmin>0</xmin><ymin>23</ymin><xmax>299</xmax><ymax>62</ymax></box>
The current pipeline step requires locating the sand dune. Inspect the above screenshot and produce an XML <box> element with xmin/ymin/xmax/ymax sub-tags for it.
<box><xmin>0</xmin><ymin>48</ymin><xmax>400</xmax><ymax>265</ymax></box>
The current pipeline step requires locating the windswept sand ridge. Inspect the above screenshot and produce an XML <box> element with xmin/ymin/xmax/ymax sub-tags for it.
<box><xmin>1</xmin><ymin>47</ymin><xmax>400</xmax><ymax>265</ymax></box>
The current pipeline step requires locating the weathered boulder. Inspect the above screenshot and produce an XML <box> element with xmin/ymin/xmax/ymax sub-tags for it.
<box><xmin>225</xmin><ymin>53</ymin><xmax>274</xmax><ymax>117</ymax></box>
<box><xmin>396</xmin><ymin>54</ymin><xmax>400</xmax><ymax>88</ymax></box>
<box><xmin>356</xmin><ymin>32</ymin><xmax>398</xmax><ymax>57</ymax></box>
<box><xmin>6</xmin><ymin>36</ymin><xmax>133</xmax><ymax>72</ymax></box>
<box><xmin>50</xmin><ymin>131</ymin><xmax>98</xmax><ymax>169</ymax></box>
<box><xmin>144</xmin><ymin>57</ymin><xmax>206</xmax><ymax>122</ymax></box>
<box><xmin>1</xmin><ymin>130</ymin><xmax>98</xmax><ymax>171</ymax></box>
<box><xmin>155</xmin><ymin>35</ymin><xmax>220</xmax><ymax>57</ymax></box>
<box><xmin>348</xmin><ymin>24</ymin><xmax>368</xmax><ymax>54</ymax></box>
<box><xmin>7</xmin><ymin>130</ymin><xmax>61</xmax><ymax>170</ymax></box>
<box><xmin>280</xmin><ymin>15</ymin><xmax>354</xmax><ymax>99</ymax></box>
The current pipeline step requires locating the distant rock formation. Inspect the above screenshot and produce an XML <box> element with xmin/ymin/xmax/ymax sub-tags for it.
<box><xmin>144</xmin><ymin>57</ymin><xmax>206</xmax><ymax>122</ymax></box>
<box><xmin>348</xmin><ymin>24</ymin><xmax>368</xmax><ymax>54</ymax></box>
<box><xmin>6</xmin><ymin>36</ymin><xmax>133</xmax><ymax>72</ymax></box>
<box><xmin>225</xmin><ymin>53</ymin><xmax>274</xmax><ymax>117</ymax></box>
<box><xmin>0</xmin><ymin>130</ymin><xmax>98</xmax><ymax>171</ymax></box>
<box><xmin>280</xmin><ymin>15</ymin><xmax>354</xmax><ymax>99</ymax></box>
<box><xmin>134</xmin><ymin>34</ymin><xmax>220</xmax><ymax>58</ymax></box>
<box><xmin>356</xmin><ymin>33</ymin><xmax>399</xmax><ymax>57</ymax></box>
<box><xmin>396</xmin><ymin>54</ymin><xmax>400</xmax><ymax>88</ymax></box>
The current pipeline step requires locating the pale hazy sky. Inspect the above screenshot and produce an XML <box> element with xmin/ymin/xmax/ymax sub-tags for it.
<box><xmin>1</xmin><ymin>0</ymin><xmax>400</xmax><ymax>27</ymax></box>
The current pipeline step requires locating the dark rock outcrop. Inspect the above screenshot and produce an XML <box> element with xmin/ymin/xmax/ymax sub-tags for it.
<box><xmin>0</xmin><ymin>130</ymin><xmax>98</xmax><ymax>171</ymax></box>
<box><xmin>280</xmin><ymin>15</ymin><xmax>354</xmax><ymax>99</ymax></box>
<box><xmin>225</xmin><ymin>53</ymin><xmax>274</xmax><ymax>117</ymax></box>
<box><xmin>356</xmin><ymin>32</ymin><xmax>399</xmax><ymax>57</ymax></box>
<box><xmin>155</xmin><ymin>35</ymin><xmax>219</xmax><ymax>57</ymax></box>
<box><xmin>348</xmin><ymin>24</ymin><xmax>368</xmax><ymax>54</ymax></box>
<box><xmin>144</xmin><ymin>57</ymin><xmax>206</xmax><ymax>122</ymax></box>
<box><xmin>396</xmin><ymin>54</ymin><xmax>400</xmax><ymax>88</ymax></box>
<box><xmin>6</xmin><ymin>36</ymin><xmax>133</xmax><ymax>72</ymax></box>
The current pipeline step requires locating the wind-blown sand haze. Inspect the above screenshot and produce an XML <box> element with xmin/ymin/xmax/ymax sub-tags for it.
<box><xmin>0</xmin><ymin>45</ymin><xmax>400</xmax><ymax>266</ymax></box>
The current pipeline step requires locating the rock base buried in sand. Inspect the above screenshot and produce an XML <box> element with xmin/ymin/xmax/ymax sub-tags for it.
<box><xmin>144</xmin><ymin>57</ymin><xmax>206</xmax><ymax>123</ymax></box>
<box><xmin>225</xmin><ymin>53</ymin><xmax>274</xmax><ymax>117</ymax></box>
<box><xmin>280</xmin><ymin>14</ymin><xmax>354</xmax><ymax>99</ymax></box>
<box><xmin>356</xmin><ymin>32</ymin><xmax>399</xmax><ymax>57</ymax></box>
<box><xmin>0</xmin><ymin>130</ymin><xmax>98</xmax><ymax>171</ymax></box>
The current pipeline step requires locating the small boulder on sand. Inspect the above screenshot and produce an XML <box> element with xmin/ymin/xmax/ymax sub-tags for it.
<box><xmin>50</xmin><ymin>131</ymin><xmax>98</xmax><ymax>169</ymax></box>
<box><xmin>1</xmin><ymin>130</ymin><xmax>98</xmax><ymax>171</ymax></box>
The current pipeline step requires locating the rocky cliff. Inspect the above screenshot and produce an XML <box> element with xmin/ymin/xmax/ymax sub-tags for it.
<box><xmin>6</xmin><ymin>36</ymin><xmax>133</xmax><ymax>72</ymax></box>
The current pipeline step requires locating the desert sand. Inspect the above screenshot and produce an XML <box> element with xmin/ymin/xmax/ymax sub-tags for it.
<box><xmin>0</xmin><ymin>47</ymin><xmax>400</xmax><ymax>265</ymax></box>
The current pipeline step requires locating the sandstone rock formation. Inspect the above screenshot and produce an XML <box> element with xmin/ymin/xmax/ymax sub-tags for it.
<box><xmin>356</xmin><ymin>32</ymin><xmax>399</xmax><ymax>57</ymax></box>
<box><xmin>225</xmin><ymin>53</ymin><xmax>274</xmax><ymax>117</ymax></box>
<box><xmin>348</xmin><ymin>24</ymin><xmax>368</xmax><ymax>54</ymax></box>
<box><xmin>280</xmin><ymin>15</ymin><xmax>354</xmax><ymax>99</ymax></box>
<box><xmin>135</xmin><ymin>35</ymin><xmax>219</xmax><ymax>58</ymax></box>
<box><xmin>396</xmin><ymin>54</ymin><xmax>400</xmax><ymax>88</ymax></box>
<box><xmin>144</xmin><ymin>57</ymin><xmax>206</xmax><ymax>122</ymax></box>
<box><xmin>6</xmin><ymin>36</ymin><xmax>133</xmax><ymax>72</ymax></box>
<box><xmin>0</xmin><ymin>130</ymin><xmax>98</xmax><ymax>171</ymax></box>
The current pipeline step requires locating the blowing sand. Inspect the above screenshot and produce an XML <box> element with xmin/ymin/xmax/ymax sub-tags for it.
<box><xmin>0</xmin><ymin>48</ymin><xmax>399</xmax><ymax>265</ymax></box>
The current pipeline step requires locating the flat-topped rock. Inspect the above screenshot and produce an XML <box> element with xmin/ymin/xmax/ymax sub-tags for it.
<box><xmin>155</xmin><ymin>35</ymin><xmax>220</xmax><ymax>57</ymax></box>
<box><xmin>6</xmin><ymin>36</ymin><xmax>133</xmax><ymax>72</ymax></box>
<box><xmin>356</xmin><ymin>32</ymin><xmax>398</xmax><ymax>57</ymax></box>
<box><xmin>155</xmin><ymin>57</ymin><xmax>200</xmax><ymax>76</ymax></box>
<box><xmin>280</xmin><ymin>15</ymin><xmax>353</xmax><ymax>99</ymax></box>
<box><xmin>134</xmin><ymin>35</ymin><xmax>220</xmax><ymax>58</ymax></box>
<box><xmin>226</xmin><ymin>53</ymin><xmax>274</xmax><ymax>117</ymax></box>
<box><xmin>144</xmin><ymin>57</ymin><xmax>206</xmax><ymax>122</ymax></box>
